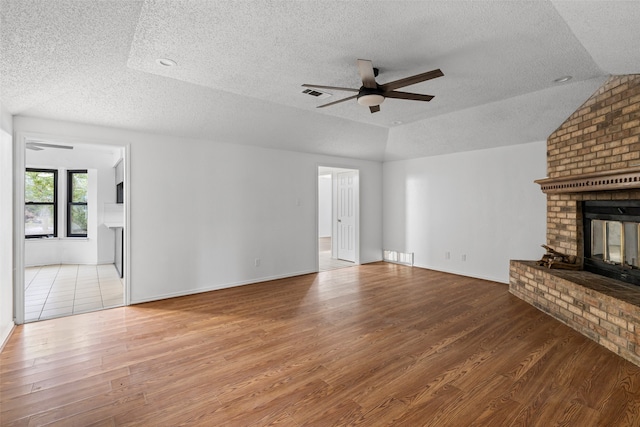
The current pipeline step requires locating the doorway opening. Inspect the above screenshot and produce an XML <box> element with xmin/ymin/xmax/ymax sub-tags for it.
<box><xmin>18</xmin><ymin>136</ymin><xmax>128</xmax><ymax>323</ymax></box>
<box><xmin>318</xmin><ymin>166</ymin><xmax>359</xmax><ymax>271</ymax></box>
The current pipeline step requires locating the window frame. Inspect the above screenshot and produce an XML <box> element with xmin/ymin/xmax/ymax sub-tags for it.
<box><xmin>25</xmin><ymin>168</ymin><xmax>58</xmax><ymax>238</ymax></box>
<box><xmin>67</xmin><ymin>169</ymin><xmax>88</xmax><ymax>238</ymax></box>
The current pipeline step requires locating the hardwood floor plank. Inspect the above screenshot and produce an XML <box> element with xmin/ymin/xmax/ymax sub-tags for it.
<box><xmin>85</xmin><ymin>418</ymin><xmax>117</xmax><ymax>427</ymax></box>
<box><xmin>593</xmin><ymin>362</ymin><xmax>640</xmax><ymax>426</ymax></box>
<box><xmin>394</xmin><ymin>383</ymin><xmax>466</xmax><ymax>426</ymax></box>
<box><xmin>0</xmin><ymin>383</ymin><xmax>32</xmax><ymax>402</ymax></box>
<box><xmin>0</xmin><ymin>358</ymin><xmax>35</xmax><ymax>375</ymax></box>
<box><xmin>430</xmin><ymin>375</ymin><xmax>517</xmax><ymax>426</ymax></box>
<box><xmin>1</xmin><ymin>369</ymin><xmax>127</xmax><ymax>422</ymax></box>
<box><xmin>114</xmin><ymin>382</ymin><xmax>226</xmax><ymax>426</ymax></box>
<box><xmin>1</xmin><ymin>355</ymin><xmax>103</xmax><ymax>389</ymax></box>
<box><xmin>353</xmin><ymin>397</ymin><xmax>408</xmax><ymax>426</ymax></box>
<box><xmin>438</xmin><ymin>374</ymin><xmax>518</xmax><ymax>426</ymax></box>
<box><xmin>212</xmin><ymin>360</ymin><xmax>331</xmax><ymax>406</ymax></box>
<box><xmin>2</xmin><ymin>263</ymin><xmax>640</xmax><ymax>425</ymax></box>
<box><xmin>26</xmin><ymin>391</ymin><xmax>147</xmax><ymax>426</ymax></box>
<box><xmin>285</xmin><ymin>382</ymin><xmax>363</xmax><ymax>426</ymax></box>
<box><xmin>2</xmin><ymin>376</ymin><xmax>109</xmax><ymax>417</ymax></box>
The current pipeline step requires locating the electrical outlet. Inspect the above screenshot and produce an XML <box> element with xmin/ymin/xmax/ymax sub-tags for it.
<box><xmin>461</xmin><ymin>254</ymin><xmax>467</xmax><ymax>262</ymax></box>
<box><xmin>254</xmin><ymin>258</ymin><xmax>260</xmax><ymax>267</ymax></box>
<box><xmin>445</xmin><ymin>251</ymin><xmax>450</xmax><ymax>260</ymax></box>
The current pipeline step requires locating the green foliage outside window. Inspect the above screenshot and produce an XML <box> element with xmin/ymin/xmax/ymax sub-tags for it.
<box><xmin>25</xmin><ymin>170</ymin><xmax>55</xmax><ymax>203</ymax></box>
<box><xmin>70</xmin><ymin>172</ymin><xmax>87</xmax><ymax>203</ymax></box>
<box><xmin>25</xmin><ymin>169</ymin><xmax>89</xmax><ymax>237</ymax></box>
<box><xmin>25</xmin><ymin>169</ymin><xmax>56</xmax><ymax>237</ymax></box>
<box><xmin>69</xmin><ymin>171</ymin><xmax>88</xmax><ymax>236</ymax></box>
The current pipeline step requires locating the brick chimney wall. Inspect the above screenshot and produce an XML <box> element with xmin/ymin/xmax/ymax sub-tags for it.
<box><xmin>510</xmin><ymin>75</ymin><xmax>640</xmax><ymax>366</ymax></box>
<box><xmin>545</xmin><ymin>75</ymin><xmax>640</xmax><ymax>256</ymax></box>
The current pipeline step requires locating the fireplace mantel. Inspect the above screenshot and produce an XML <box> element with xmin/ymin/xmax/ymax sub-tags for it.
<box><xmin>536</xmin><ymin>166</ymin><xmax>640</xmax><ymax>194</ymax></box>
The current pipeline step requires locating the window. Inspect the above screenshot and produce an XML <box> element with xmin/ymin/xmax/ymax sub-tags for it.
<box><xmin>67</xmin><ymin>170</ymin><xmax>88</xmax><ymax>237</ymax></box>
<box><xmin>25</xmin><ymin>168</ymin><xmax>57</xmax><ymax>238</ymax></box>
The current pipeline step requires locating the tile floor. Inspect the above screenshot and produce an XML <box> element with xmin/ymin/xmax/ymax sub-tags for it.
<box><xmin>24</xmin><ymin>264</ymin><xmax>124</xmax><ymax>322</ymax></box>
<box><xmin>319</xmin><ymin>237</ymin><xmax>355</xmax><ymax>271</ymax></box>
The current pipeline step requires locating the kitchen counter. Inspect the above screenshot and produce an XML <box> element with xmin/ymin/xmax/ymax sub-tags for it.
<box><xmin>104</xmin><ymin>223</ymin><xmax>124</xmax><ymax>229</ymax></box>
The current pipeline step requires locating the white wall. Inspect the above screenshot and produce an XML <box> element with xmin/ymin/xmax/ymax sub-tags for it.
<box><xmin>1</xmin><ymin>106</ymin><xmax>14</xmax><ymax>347</ymax></box>
<box><xmin>318</xmin><ymin>174</ymin><xmax>332</xmax><ymax>237</ymax></box>
<box><xmin>25</xmin><ymin>146</ymin><xmax>118</xmax><ymax>266</ymax></box>
<box><xmin>383</xmin><ymin>141</ymin><xmax>547</xmax><ymax>283</ymax></box>
<box><xmin>13</xmin><ymin>117</ymin><xmax>383</xmax><ymax>304</ymax></box>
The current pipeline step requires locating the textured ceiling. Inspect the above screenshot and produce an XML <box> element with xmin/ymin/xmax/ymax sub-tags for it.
<box><xmin>1</xmin><ymin>1</ymin><xmax>639</xmax><ymax>161</ymax></box>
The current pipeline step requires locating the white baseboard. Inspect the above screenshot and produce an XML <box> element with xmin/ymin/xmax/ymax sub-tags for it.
<box><xmin>0</xmin><ymin>321</ymin><xmax>15</xmax><ymax>352</ymax></box>
<box><xmin>411</xmin><ymin>263</ymin><xmax>508</xmax><ymax>285</ymax></box>
<box><xmin>130</xmin><ymin>269</ymin><xmax>318</xmax><ymax>305</ymax></box>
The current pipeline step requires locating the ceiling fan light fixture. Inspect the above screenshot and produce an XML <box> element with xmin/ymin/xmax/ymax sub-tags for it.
<box><xmin>357</xmin><ymin>93</ymin><xmax>385</xmax><ymax>107</ymax></box>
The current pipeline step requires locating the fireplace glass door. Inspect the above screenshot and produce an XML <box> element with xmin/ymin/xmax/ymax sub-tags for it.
<box><xmin>591</xmin><ymin>220</ymin><xmax>640</xmax><ymax>268</ymax></box>
<box><xmin>583</xmin><ymin>200</ymin><xmax>640</xmax><ymax>285</ymax></box>
<box><xmin>625</xmin><ymin>222</ymin><xmax>640</xmax><ymax>268</ymax></box>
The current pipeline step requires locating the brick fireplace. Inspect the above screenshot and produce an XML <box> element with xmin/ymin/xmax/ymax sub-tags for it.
<box><xmin>510</xmin><ymin>74</ymin><xmax>640</xmax><ymax>366</ymax></box>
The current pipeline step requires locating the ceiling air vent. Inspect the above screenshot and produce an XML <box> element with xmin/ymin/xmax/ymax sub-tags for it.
<box><xmin>302</xmin><ymin>88</ymin><xmax>331</xmax><ymax>100</ymax></box>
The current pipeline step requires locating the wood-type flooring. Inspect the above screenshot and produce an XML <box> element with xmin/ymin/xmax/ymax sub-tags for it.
<box><xmin>2</xmin><ymin>262</ymin><xmax>640</xmax><ymax>426</ymax></box>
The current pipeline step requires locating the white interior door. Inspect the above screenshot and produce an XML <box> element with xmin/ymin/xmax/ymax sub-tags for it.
<box><xmin>337</xmin><ymin>171</ymin><xmax>356</xmax><ymax>262</ymax></box>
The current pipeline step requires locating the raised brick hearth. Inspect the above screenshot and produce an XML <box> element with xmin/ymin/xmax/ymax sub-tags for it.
<box><xmin>510</xmin><ymin>74</ymin><xmax>640</xmax><ymax>366</ymax></box>
<box><xmin>510</xmin><ymin>260</ymin><xmax>640</xmax><ymax>365</ymax></box>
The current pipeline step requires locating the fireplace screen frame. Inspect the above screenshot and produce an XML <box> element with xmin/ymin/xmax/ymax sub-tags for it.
<box><xmin>583</xmin><ymin>200</ymin><xmax>640</xmax><ymax>285</ymax></box>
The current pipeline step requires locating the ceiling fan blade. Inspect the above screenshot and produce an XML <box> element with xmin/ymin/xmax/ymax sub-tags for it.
<box><xmin>383</xmin><ymin>91</ymin><xmax>434</xmax><ymax>102</ymax></box>
<box><xmin>26</xmin><ymin>142</ymin><xmax>74</xmax><ymax>150</ymax></box>
<box><xmin>357</xmin><ymin>59</ymin><xmax>377</xmax><ymax>89</ymax></box>
<box><xmin>379</xmin><ymin>68</ymin><xmax>444</xmax><ymax>92</ymax></box>
<box><xmin>302</xmin><ymin>84</ymin><xmax>359</xmax><ymax>93</ymax></box>
<box><xmin>369</xmin><ymin>105</ymin><xmax>380</xmax><ymax>113</ymax></box>
<box><xmin>317</xmin><ymin>94</ymin><xmax>358</xmax><ymax>108</ymax></box>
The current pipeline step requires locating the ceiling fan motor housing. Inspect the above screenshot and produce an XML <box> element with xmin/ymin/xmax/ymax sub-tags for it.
<box><xmin>357</xmin><ymin>87</ymin><xmax>385</xmax><ymax>106</ymax></box>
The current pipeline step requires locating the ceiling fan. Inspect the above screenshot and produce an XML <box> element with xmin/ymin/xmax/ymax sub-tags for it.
<box><xmin>302</xmin><ymin>59</ymin><xmax>443</xmax><ymax>113</ymax></box>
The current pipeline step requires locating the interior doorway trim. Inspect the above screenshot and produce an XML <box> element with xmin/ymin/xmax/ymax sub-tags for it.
<box><xmin>316</xmin><ymin>165</ymin><xmax>360</xmax><ymax>272</ymax></box>
<box><xmin>13</xmin><ymin>131</ymin><xmax>131</xmax><ymax>324</ymax></box>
